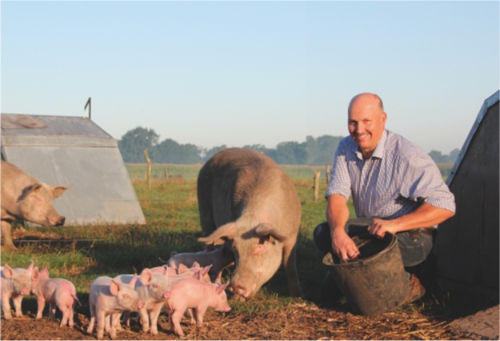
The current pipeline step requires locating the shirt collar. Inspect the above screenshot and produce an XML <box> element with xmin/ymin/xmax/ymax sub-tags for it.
<box><xmin>355</xmin><ymin>129</ymin><xmax>388</xmax><ymax>160</ymax></box>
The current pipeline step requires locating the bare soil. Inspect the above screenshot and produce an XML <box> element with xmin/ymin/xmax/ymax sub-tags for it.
<box><xmin>1</xmin><ymin>301</ymin><xmax>486</xmax><ymax>340</ymax></box>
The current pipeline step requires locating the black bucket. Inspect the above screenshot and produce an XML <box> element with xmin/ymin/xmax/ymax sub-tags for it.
<box><xmin>322</xmin><ymin>232</ymin><xmax>409</xmax><ymax>316</ymax></box>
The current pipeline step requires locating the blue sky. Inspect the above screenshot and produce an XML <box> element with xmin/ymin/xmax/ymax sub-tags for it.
<box><xmin>2</xmin><ymin>1</ymin><xmax>498</xmax><ymax>154</ymax></box>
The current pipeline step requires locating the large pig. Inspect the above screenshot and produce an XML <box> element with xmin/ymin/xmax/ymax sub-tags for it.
<box><xmin>165</xmin><ymin>277</ymin><xmax>231</xmax><ymax>337</ymax></box>
<box><xmin>87</xmin><ymin>275</ymin><xmax>144</xmax><ymax>340</ymax></box>
<box><xmin>1</xmin><ymin>160</ymin><xmax>69</xmax><ymax>250</ymax></box>
<box><xmin>31</xmin><ymin>267</ymin><xmax>80</xmax><ymax>327</ymax></box>
<box><xmin>197</xmin><ymin>148</ymin><xmax>303</xmax><ymax>300</ymax></box>
<box><xmin>0</xmin><ymin>260</ymin><xmax>34</xmax><ymax>319</ymax></box>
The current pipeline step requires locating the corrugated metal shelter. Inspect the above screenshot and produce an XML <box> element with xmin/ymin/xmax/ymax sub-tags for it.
<box><xmin>1</xmin><ymin>113</ymin><xmax>146</xmax><ymax>226</ymax></box>
<box><xmin>435</xmin><ymin>91</ymin><xmax>499</xmax><ymax>299</ymax></box>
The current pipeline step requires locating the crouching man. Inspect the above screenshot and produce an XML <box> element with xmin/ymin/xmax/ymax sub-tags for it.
<box><xmin>314</xmin><ymin>92</ymin><xmax>456</xmax><ymax>304</ymax></box>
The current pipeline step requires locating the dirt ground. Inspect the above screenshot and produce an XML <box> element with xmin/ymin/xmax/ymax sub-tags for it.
<box><xmin>1</xmin><ymin>301</ymin><xmax>490</xmax><ymax>340</ymax></box>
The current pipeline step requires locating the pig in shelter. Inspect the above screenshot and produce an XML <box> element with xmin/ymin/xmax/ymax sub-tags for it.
<box><xmin>1</xmin><ymin>160</ymin><xmax>69</xmax><ymax>250</ymax></box>
<box><xmin>197</xmin><ymin>148</ymin><xmax>303</xmax><ymax>300</ymax></box>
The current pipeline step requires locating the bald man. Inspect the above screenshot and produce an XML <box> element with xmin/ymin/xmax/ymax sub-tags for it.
<box><xmin>315</xmin><ymin>93</ymin><xmax>456</xmax><ymax>305</ymax></box>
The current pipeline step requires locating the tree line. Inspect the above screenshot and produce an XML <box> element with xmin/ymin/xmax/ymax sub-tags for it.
<box><xmin>117</xmin><ymin>126</ymin><xmax>459</xmax><ymax>165</ymax></box>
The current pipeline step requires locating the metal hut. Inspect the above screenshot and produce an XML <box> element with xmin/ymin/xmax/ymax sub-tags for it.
<box><xmin>434</xmin><ymin>90</ymin><xmax>499</xmax><ymax>300</ymax></box>
<box><xmin>1</xmin><ymin>113</ymin><xmax>146</xmax><ymax>226</ymax></box>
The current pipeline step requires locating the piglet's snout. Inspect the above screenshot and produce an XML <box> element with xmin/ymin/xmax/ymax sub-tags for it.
<box><xmin>138</xmin><ymin>301</ymin><xmax>145</xmax><ymax>310</ymax></box>
<box><xmin>20</xmin><ymin>288</ymin><xmax>30</xmax><ymax>295</ymax></box>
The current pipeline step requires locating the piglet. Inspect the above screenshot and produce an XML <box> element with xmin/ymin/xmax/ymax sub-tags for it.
<box><xmin>87</xmin><ymin>275</ymin><xmax>144</xmax><ymax>340</ymax></box>
<box><xmin>1</xmin><ymin>260</ymin><xmax>34</xmax><ymax>320</ymax></box>
<box><xmin>114</xmin><ymin>267</ymin><xmax>170</xmax><ymax>335</ymax></box>
<box><xmin>164</xmin><ymin>246</ymin><xmax>235</xmax><ymax>284</ymax></box>
<box><xmin>31</xmin><ymin>267</ymin><xmax>80</xmax><ymax>327</ymax></box>
<box><xmin>165</xmin><ymin>277</ymin><xmax>231</xmax><ymax>337</ymax></box>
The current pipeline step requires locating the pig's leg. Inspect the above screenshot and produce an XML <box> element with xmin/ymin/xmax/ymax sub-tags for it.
<box><xmin>282</xmin><ymin>241</ymin><xmax>303</xmax><ymax>297</ymax></box>
<box><xmin>57</xmin><ymin>302</ymin><xmax>69</xmax><ymax>327</ymax></box>
<box><xmin>149</xmin><ymin>304</ymin><xmax>163</xmax><ymax>335</ymax></box>
<box><xmin>109</xmin><ymin>313</ymin><xmax>121</xmax><ymax>340</ymax></box>
<box><xmin>2</xmin><ymin>294</ymin><xmax>13</xmax><ymax>320</ymax></box>
<box><xmin>12</xmin><ymin>294</ymin><xmax>24</xmax><ymax>317</ymax></box>
<box><xmin>96</xmin><ymin>310</ymin><xmax>106</xmax><ymax>340</ymax></box>
<box><xmin>187</xmin><ymin>308</ymin><xmax>196</xmax><ymax>324</ymax></box>
<box><xmin>138</xmin><ymin>307</ymin><xmax>150</xmax><ymax>333</ymax></box>
<box><xmin>1</xmin><ymin>220</ymin><xmax>17</xmax><ymax>251</ymax></box>
<box><xmin>86</xmin><ymin>304</ymin><xmax>95</xmax><ymax>334</ymax></box>
<box><xmin>114</xmin><ymin>312</ymin><xmax>123</xmax><ymax>331</ymax></box>
<box><xmin>49</xmin><ymin>303</ymin><xmax>56</xmax><ymax>318</ymax></box>
<box><xmin>35</xmin><ymin>295</ymin><xmax>46</xmax><ymax>319</ymax></box>
<box><xmin>104</xmin><ymin>314</ymin><xmax>111</xmax><ymax>333</ymax></box>
<box><xmin>170</xmin><ymin>309</ymin><xmax>185</xmax><ymax>337</ymax></box>
<box><xmin>68</xmin><ymin>304</ymin><xmax>75</xmax><ymax>327</ymax></box>
<box><xmin>195</xmin><ymin>306</ymin><xmax>207</xmax><ymax>326</ymax></box>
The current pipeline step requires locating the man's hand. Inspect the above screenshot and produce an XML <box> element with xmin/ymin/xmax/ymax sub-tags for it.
<box><xmin>332</xmin><ymin>228</ymin><xmax>360</xmax><ymax>261</ymax></box>
<box><xmin>367</xmin><ymin>218</ymin><xmax>399</xmax><ymax>238</ymax></box>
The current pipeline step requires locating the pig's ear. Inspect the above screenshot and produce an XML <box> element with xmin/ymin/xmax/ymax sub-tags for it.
<box><xmin>178</xmin><ymin>264</ymin><xmax>189</xmax><ymax>274</ymax></box>
<box><xmin>216</xmin><ymin>283</ymin><xmax>228</xmax><ymax>294</ymax></box>
<box><xmin>50</xmin><ymin>185</ymin><xmax>70</xmax><ymax>199</ymax></box>
<box><xmin>198</xmin><ymin>222</ymin><xmax>238</xmax><ymax>245</ymax></box>
<box><xmin>32</xmin><ymin>267</ymin><xmax>40</xmax><ymax>282</ymax></box>
<box><xmin>18</xmin><ymin>184</ymin><xmax>43</xmax><ymax>201</ymax></box>
<box><xmin>191</xmin><ymin>261</ymin><xmax>201</xmax><ymax>268</ymax></box>
<box><xmin>41</xmin><ymin>267</ymin><xmax>49</xmax><ymax>277</ymax></box>
<box><xmin>202</xmin><ymin>264</ymin><xmax>212</xmax><ymax>276</ymax></box>
<box><xmin>140</xmin><ymin>268</ymin><xmax>153</xmax><ymax>285</ymax></box>
<box><xmin>129</xmin><ymin>273</ymin><xmax>139</xmax><ymax>287</ymax></box>
<box><xmin>26</xmin><ymin>260</ymin><xmax>35</xmax><ymax>272</ymax></box>
<box><xmin>110</xmin><ymin>280</ymin><xmax>121</xmax><ymax>296</ymax></box>
<box><xmin>255</xmin><ymin>223</ymin><xmax>286</xmax><ymax>243</ymax></box>
<box><xmin>2</xmin><ymin>264</ymin><xmax>14</xmax><ymax>278</ymax></box>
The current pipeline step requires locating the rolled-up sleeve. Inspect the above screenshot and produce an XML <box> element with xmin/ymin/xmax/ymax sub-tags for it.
<box><xmin>399</xmin><ymin>152</ymin><xmax>456</xmax><ymax>213</ymax></box>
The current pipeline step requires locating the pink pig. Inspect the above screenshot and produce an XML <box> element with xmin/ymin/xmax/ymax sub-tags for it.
<box><xmin>31</xmin><ymin>267</ymin><xmax>80</xmax><ymax>327</ymax></box>
<box><xmin>165</xmin><ymin>277</ymin><xmax>231</xmax><ymax>337</ymax></box>
<box><xmin>87</xmin><ymin>275</ymin><xmax>144</xmax><ymax>340</ymax></box>
<box><xmin>1</xmin><ymin>260</ymin><xmax>34</xmax><ymax>320</ymax></box>
<box><xmin>114</xmin><ymin>267</ymin><xmax>170</xmax><ymax>335</ymax></box>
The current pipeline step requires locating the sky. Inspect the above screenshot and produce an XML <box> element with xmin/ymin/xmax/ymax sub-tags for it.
<box><xmin>1</xmin><ymin>1</ymin><xmax>499</xmax><ymax>154</ymax></box>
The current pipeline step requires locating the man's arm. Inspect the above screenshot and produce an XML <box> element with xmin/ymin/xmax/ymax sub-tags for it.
<box><xmin>367</xmin><ymin>202</ymin><xmax>455</xmax><ymax>238</ymax></box>
<box><xmin>327</xmin><ymin>194</ymin><xmax>360</xmax><ymax>261</ymax></box>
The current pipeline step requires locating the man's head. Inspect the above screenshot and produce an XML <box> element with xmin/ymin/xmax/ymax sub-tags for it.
<box><xmin>348</xmin><ymin>92</ymin><xmax>387</xmax><ymax>159</ymax></box>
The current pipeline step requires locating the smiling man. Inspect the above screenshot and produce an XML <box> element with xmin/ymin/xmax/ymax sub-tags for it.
<box><xmin>314</xmin><ymin>92</ymin><xmax>456</xmax><ymax>305</ymax></box>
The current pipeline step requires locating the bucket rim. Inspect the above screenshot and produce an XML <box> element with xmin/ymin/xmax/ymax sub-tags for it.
<box><xmin>322</xmin><ymin>232</ymin><xmax>398</xmax><ymax>268</ymax></box>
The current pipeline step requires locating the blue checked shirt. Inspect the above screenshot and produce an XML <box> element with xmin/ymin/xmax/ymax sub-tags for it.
<box><xmin>326</xmin><ymin>130</ymin><xmax>456</xmax><ymax>220</ymax></box>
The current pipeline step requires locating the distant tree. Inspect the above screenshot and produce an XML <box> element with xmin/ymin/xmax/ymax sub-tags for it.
<box><xmin>275</xmin><ymin>141</ymin><xmax>310</xmax><ymax>165</ymax></box>
<box><xmin>118</xmin><ymin>127</ymin><xmax>159</xmax><ymax>163</ymax></box>
<box><xmin>203</xmin><ymin>145</ymin><xmax>228</xmax><ymax>161</ymax></box>
<box><xmin>428</xmin><ymin>148</ymin><xmax>461</xmax><ymax>164</ymax></box>
<box><xmin>449</xmin><ymin>148</ymin><xmax>460</xmax><ymax>162</ymax></box>
<box><xmin>151</xmin><ymin>139</ymin><xmax>202</xmax><ymax>164</ymax></box>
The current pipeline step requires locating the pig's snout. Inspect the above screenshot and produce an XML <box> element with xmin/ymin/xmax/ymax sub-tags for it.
<box><xmin>229</xmin><ymin>281</ymin><xmax>248</xmax><ymax>298</ymax></box>
<box><xmin>138</xmin><ymin>301</ymin><xmax>145</xmax><ymax>310</ymax></box>
<box><xmin>20</xmin><ymin>288</ymin><xmax>30</xmax><ymax>295</ymax></box>
<box><xmin>55</xmin><ymin>216</ymin><xmax>65</xmax><ymax>226</ymax></box>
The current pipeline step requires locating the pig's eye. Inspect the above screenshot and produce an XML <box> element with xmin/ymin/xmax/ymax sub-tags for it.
<box><xmin>124</xmin><ymin>294</ymin><xmax>130</xmax><ymax>299</ymax></box>
<box><xmin>153</xmin><ymin>284</ymin><xmax>158</xmax><ymax>289</ymax></box>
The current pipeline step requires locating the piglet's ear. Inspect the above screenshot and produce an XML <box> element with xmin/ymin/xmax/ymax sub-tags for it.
<box><xmin>26</xmin><ymin>260</ymin><xmax>35</xmax><ymax>273</ymax></box>
<box><xmin>110</xmin><ymin>280</ymin><xmax>121</xmax><ymax>296</ymax></box>
<box><xmin>129</xmin><ymin>273</ymin><xmax>139</xmax><ymax>287</ymax></box>
<box><xmin>216</xmin><ymin>283</ymin><xmax>228</xmax><ymax>295</ymax></box>
<box><xmin>32</xmin><ymin>267</ymin><xmax>40</xmax><ymax>281</ymax></box>
<box><xmin>191</xmin><ymin>261</ymin><xmax>200</xmax><ymax>268</ymax></box>
<box><xmin>178</xmin><ymin>264</ymin><xmax>189</xmax><ymax>274</ymax></box>
<box><xmin>202</xmin><ymin>264</ymin><xmax>212</xmax><ymax>276</ymax></box>
<box><xmin>41</xmin><ymin>267</ymin><xmax>49</xmax><ymax>278</ymax></box>
<box><xmin>2</xmin><ymin>264</ymin><xmax>14</xmax><ymax>278</ymax></box>
<box><xmin>140</xmin><ymin>268</ymin><xmax>153</xmax><ymax>285</ymax></box>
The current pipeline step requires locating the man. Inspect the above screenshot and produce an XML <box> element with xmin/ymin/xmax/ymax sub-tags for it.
<box><xmin>314</xmin><ymin>92</ymin><xmax>456</xmax><ymax>304</ymax></box>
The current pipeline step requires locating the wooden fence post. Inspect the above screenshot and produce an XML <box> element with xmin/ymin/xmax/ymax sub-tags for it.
<box><xmin>164</xmin><ymin>168</ymin><xmax>169</xmax><ymax>179</ymax></box>
<box><xmin>313</xmin><ymin>169</ymin><xmax>321</xmax><ymax>202</ymax></box>
<box><xmin>326</xmin><ymin>164</ymin><xmax>331</xmax><ymax>185</ymax></box>
<box><xmin>143</xmin><ymin>148</ymin><xmax>151</xmax><ymax>191</ymax></box>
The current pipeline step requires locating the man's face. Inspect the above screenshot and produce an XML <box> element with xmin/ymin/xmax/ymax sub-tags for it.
<box><xmin>348</xmin><ymin>97</ymin><xmax>387</xmax><ymax>158</ymax></box>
